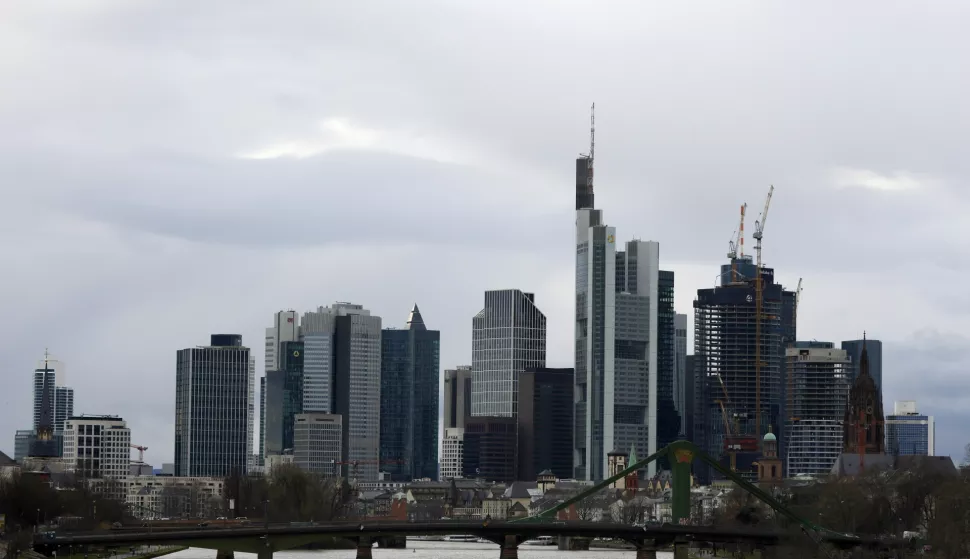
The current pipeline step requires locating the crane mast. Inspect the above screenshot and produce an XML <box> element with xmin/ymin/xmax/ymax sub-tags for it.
<box><xmin>753</xmin><ymin>185</ymin><xmax>774</xmax><ymax>443</ymax></box>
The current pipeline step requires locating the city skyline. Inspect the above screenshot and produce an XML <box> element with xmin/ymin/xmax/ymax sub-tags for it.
<box><xmin>3</xmin><ymin>1</ymin><xmax>970</xmax><ymax>468</ymax></box>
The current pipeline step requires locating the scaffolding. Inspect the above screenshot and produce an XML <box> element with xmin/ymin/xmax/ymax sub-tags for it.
<box><xmin>692</xmin><ymin>261</ymin><xmax>791</xmax><ymax>483</ymax></box>
<box><xmin>785</xmin><ymin>343</ymin><xmax>851</xmax><ymax>476</ymax></box>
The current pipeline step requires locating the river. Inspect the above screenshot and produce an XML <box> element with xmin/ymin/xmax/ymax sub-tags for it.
<box><xmin>167</xmin><ymin>542</ymin><xmax>675</xmax><ymax>559</ymax></box>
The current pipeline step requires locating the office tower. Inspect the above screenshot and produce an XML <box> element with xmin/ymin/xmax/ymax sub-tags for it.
<box><xmin>462</xmin><ymin>417</ymin><xmax>517</xmax><ymax>483</ymax></box>
<box><xmin>30</xmin><ymin>353</ymin><xmax>63</xmax><ymax>459</ymax></box>
<box><xmin>574</xmin><ymin>204</ymin><xmax>615</xmax><ymax>481</ymax></box>
<box><xmin>32</xmin><ymin>353</ymin><xmax>74</xmax><ymax>447</ymax></box>
<box><xmin>440</xmin><ymin>428</ymin><xmax>464</xmax><ymax>481</ymax></box>
<box><xmin>380</xmin><ymin>304</ymin><xmax>440</xmax><ymax>481</ymax></box>
<box><xmin>14</xmin><ymin>430</ymin><xmax>34</xmax><ymax>463</ymax></box>
<box><xmin>612</xmin><ymin>240</ymin><xmax>670</xmax><ymax>478</ymax></box>
<box><xmin>517</xmin><ymin>367</ymin><xmax>574</xmax><ymax>480</ymax></box>
<box><xmin>443</xmin><ymin>366</ymin><xmax>472</xmax><ymax>430</ymax></box>
<box><xmin>301</xmin><ymin>303</ymin><xmax>382</xmax><ymax>481</ymax></box>
<box><xmin>264</xmin><ymin>341</ymin><xmax>304</xmax><ymax>456</ymax></box>
<box><xmin>784</xmin><ymin>342</ymin><xmax>851</xmax><ymax>476</ymax></box>
<box><xmin>886</xmin><ymin>401</ymin><xmax>935</xmax><ymax>456</ymax></box>
<box><xmin>247</xmin><ymin>355</ymin><xmax>255</xmax><ymax>462</ymax></box>
<box><xmin>259</xmin><ymin>376</ymin><xmax>266</xmax><ymax>465</ymax></box>
<box><xmin>54</xmin><ymin>387</ymin><xmax>74</xmax><ymax>437</ymax></box>
<box><xmin>841</xmin><ymin>339</ymin><xmax>883</xmax><ymax>393</ymax></box>
<box><xmin>693</xmin><ymin>256</ymin><xmax>796</xmax><ymax>483</ymax></box>
<box><xmin>471</xmin><ymin>290</ymin><xmax>546</xmax><ymax>418</ymax></box>
<box><xmin>674</xmin><ymin>314</ymin><xmax>688</xmax><ymax>436</ymax></box>
<box><xmin>684</xmin><ymin>355</ymin><xmax>695</xmax><ymax>443</ymax></box>
<box><xmin>265</xmin><ymin>310</ymin><xmax>300</xmax><ymax>373</ymax></box>
<box><xmin>294</xmin><ymin>413</ymin><xmax>342</xmax><ymax>475</ymax></box>
<box><xmin>62</xmin><ymin>415</ymin><xmax>131</xmax><ymax>501</ymax></box>
<box><xmin>175</xmin><ymin>334</ymin><xmax>253</xmax><ymax>477</ymax></box>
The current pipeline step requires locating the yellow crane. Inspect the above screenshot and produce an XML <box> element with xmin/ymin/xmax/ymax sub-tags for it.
<box><xmin>752</xmin><ymin>185</ymin><xmax>774</xmax><ymax>441</ymax></box>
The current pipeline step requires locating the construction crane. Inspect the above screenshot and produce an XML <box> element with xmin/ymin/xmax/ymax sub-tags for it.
<box><xmin>752</xmin><ymin>185</ymin><xmax>774</xmax><ymax>444</ymax></box>
<box><xmin>130</xmin><ymin>444</ymin><xmax>148</xmax><ymax>463</ymax></box>
<box><xmin>726</xmin><ymin>203</ymin><xmax>747</xmax><ymax>283</ymax></box>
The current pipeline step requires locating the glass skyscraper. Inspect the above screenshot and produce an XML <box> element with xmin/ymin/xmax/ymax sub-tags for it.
<box><xmin>886</xmin><ymin>401</ymin><xmax>934</xmax><ymax>456</ymax></box>
<box><xmin>471</xmin><ymin>289</ymin><xmax>546</xmax><ymax>418</ymax></box>
<box><xmin>380</xmin><ymin>304</ymin><xmax>440</xmax><ymax>481</ymax></box>
<box><xmin>175</xmin><ymin>334</ymin><xmax>253</xmax><ymax>477</ymax></box>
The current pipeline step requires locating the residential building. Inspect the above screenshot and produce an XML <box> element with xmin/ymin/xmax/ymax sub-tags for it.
<box><xmin>784</xmin><ymin>342</ymin><xmax>851</xmax><ymax>476</ymax></box>
<box><xmin>62</xmin><ymin>415</ymin><xmax>131</xmax><ymax>500</ymax></box>
<box><xmin>886</xmin><ymin>401</ymin><xmax>935</xmax><ymax>456</ymax></box>
<box><xmin>294</xmin><ymin>413</ymin><xmax>342</xmax><ymax>475</ymax></box>
<box><xmin>463</xmin><ymin>417</ymin><xmax>517</xmax><ymax>483</ymax></box>
<box><xmin>471</xmin><ymin>290</ymin><xmax>546</xmax><ymax>418</ymax></box>
<box><xmin>301</xmin><ymin>303</ymin><xmax>382</xmax><ymax>481</ymax></box>
<box><xmin>380</xmin><ymin>304</ymin><xmax>440</xmax><ymax>481</ymax></box>
<box><xmin>443</xmin><ymin>366</ymin><xmax>472</xmax><ymax>430</ymax></box>
<box><xmin>175</xmin><ymin>334</ymin><xmax>253</xmax><ymax>477</ymax></box>
<box><xmin>693</xmin><ymin>257</ymin><xmax>796</xmax><ymax>483</ymax></box>
<box><xmin>841</xmin><ymin>339</ymin><xmax>883</xmax><ymax>393</ymax></box>
<box><xmin>126</xmin><ymin>476</ymin><xmax>224</xmax><ymax>520</ymax></box>
<box><xmin>440</xmin><ymin>428</ymin><xmax>464</xmax><ymax>481</ymax></box>
<box><xmin>516</xmin><ymin>367</ymin><xmax>574</xmax><ymax>480</ymax></box>
<box><xmin>674</xmin><ymin>314</ymin><xmax>688</xmax><ymax>436</ymax></box>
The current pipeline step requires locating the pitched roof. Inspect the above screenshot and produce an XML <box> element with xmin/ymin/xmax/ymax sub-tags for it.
<box><xmin>0</xmin><ymin>451</ymin><xmax>17</xmax><ymax>466</ymax></box>
<box><xmin>407</xmin><ymin>304</ymin><xmax>426</xmax><ymax>331</ymax></box>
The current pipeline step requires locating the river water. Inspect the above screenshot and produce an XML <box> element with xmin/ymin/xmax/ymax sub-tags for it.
<box><xmin>168</xmin><ymin>542</ymin><xmax>675</xmax><ymax>559</ymax></box>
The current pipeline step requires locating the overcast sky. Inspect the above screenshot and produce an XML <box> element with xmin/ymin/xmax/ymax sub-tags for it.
<box><xmin>2</xmin><ymin>1</ymin><xmax>969</xmax><ymax>466</ymax></box>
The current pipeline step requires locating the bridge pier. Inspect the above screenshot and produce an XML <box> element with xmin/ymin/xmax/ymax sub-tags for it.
<box><xmin>257</xmin><ymin>550</ymin><xmax>273</xmax><ymax>559</ymax></box>
<box><xmin>356</xmin><ymin>536</ymin><xmax>373</xmax><ymax>559</ymax></box>
<box><xmin>216</xmin><ymin>551</ymin><xmax>234</xmax><ymax>559</ymax></box>
<box><xmin>499</xmin><ymin>534</ymin><xmax>519</xmax><ymax>559</ymax></box>
<box><xmin>636</xmin><ymin>548</ymin><xmax>657</xmax><ymax>559</ymax></box>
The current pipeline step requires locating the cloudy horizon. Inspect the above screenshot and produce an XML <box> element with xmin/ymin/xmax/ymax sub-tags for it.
<box><xmin>2</xmin><ymin>0</ymin><xmax>968</xmax><ymax>466</ymax></box>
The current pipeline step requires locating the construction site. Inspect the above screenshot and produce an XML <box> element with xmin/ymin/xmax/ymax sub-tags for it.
<box><xmin>691</xmin><ymin>188</ymin><xmax>799</xmax><ymax>483</ymax></box>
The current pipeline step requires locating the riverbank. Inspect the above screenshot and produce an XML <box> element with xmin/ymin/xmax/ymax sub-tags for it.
<box><xmin>130</xmin><ymin>546</ymin><xmax>188</xmax><ymax>559</ymax></box>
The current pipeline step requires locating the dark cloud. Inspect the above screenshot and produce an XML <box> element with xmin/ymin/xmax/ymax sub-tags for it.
<box><xmin>2</xmin><ymin>1</ymin><xmax>969</xmax><ymax>465</ymax></box>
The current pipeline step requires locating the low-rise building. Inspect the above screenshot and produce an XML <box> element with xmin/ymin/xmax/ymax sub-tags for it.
<box><xmin>126</xmin><ymin>476</ymin><xmax>225</xmax><ymax>519</ymax></box>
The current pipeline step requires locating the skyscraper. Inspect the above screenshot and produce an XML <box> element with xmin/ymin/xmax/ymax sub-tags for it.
<box><xmin>517</xmin><ymin>367</ymin><xmax>574</xmax><ymax>480</ymax></box>
<box><xmin>265</xmin><ymin>310</ymin><xmax>300</xmax><ymax>372</ymax></box>
<box><xmin>886</xmin><ymin>401</ymin><xmax>934</xmax><ymax>456</ymax></box>
<box><xmin>264</xmin><ymin>341</ymin><xmax>305</xmax><ymax>456</ymax></box>
<box><xmin>693</xmin><ymin>257</ymin><xmax>796</xmax><ymax>483</ymax></box>
<box><xmin>62</xmin><ymin>415</ymin><xmax>131</xmax><ymax>501</ymax></box>
<box><xmin>471</xmin><ymin>290</ymin><xmax>546</xmax><ymax>418</ymax></box>
<box><xmin>32</xmin><ymin>353</ymin><xmax>74</xmax><ymax>450</ymax></box>
<box><xmin>443</xmin><ymin>366</ymin><xmax>472</xmax><ymax>430</ymax></box>
<box><xmin>842</xmin><ymin>337</ymin><xmax>884</xmax><ymax>455</ymax></box>
<box><xmin>674</xmin><ymin>314</ymin><xmax>688</xmax><ymax>437</ymax></box>
<box><xmin>380</xmin><ymin>304</ymin><xmax>440</xmax><ymax>481</ymax></box>
<box><xmin>785</xmin><ymin>342</ymin><xmax>851</xmax><ymax>476</ymax></box>
<box><xmin>175</xmin><ymin>334</ymin><xmax>253</xmax><ymax>477</ymax></box>
<box><xmin>841</xmin><ymin>339</ymin><xmax>883</xmax><ymax>393</ymax></box>
<box><xmin>302</xmin><ymin>303</ymin><xmax>382</xmax><ymax>481</ymax></box>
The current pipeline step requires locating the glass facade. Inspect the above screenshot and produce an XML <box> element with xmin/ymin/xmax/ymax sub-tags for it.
<box><xmin>380</xmin><ymin>306</ymin><xmax>441</xmax><ymax>481</ymax></box>
<box><xmin>656</xmin><ymin>269</ymin><xmax>678</xmax><ymax>470</ymax></box>
<box><xmin>471</xmin><ymin>290</ymin><xmax>546</xmax><ymax>418</ymax></box>
<box><xmin>175</xmin><ymin>335</ymin><xmax>252</xmax><ymax>477</ymax></box>
<box><xmin>886</xmin><ymin>413</ymin><xmax>933</xmax><ymax>456</ymax></box>
<box><xmin>517</xmin><ymin>367</ymin><xmax>574</xmax><ymax>480</ymax></box>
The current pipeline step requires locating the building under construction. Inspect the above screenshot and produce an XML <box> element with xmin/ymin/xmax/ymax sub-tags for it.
<box><xmin>692</xmin><ymin>255</ymin><xmax>796</xmax><ymax>483</ymax></box>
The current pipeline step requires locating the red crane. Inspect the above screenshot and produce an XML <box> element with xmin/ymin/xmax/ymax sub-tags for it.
<box><xmin>131</xmin><ymin>444</ymin><xmax>148</xmax><ymax>463</ymax></box>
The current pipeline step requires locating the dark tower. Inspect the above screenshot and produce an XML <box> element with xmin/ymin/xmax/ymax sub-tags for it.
<box><xmin>842</xmin><ymin>334</ymin><xmax>885</xmax><ymax>455</ymax></box>
<box><xmin>575</xmin><ymin>104</ymin><xmax>595</xmax><ymax>210</ymax></box>
<box><xmin>29</xmin><ymin>351</ymin><xmax>58</xmax><ymax>458</ymax></box>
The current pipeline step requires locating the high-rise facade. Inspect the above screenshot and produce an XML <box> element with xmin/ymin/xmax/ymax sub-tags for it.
<box><xmin>784</xmin><ymin>342</ymin><xmax>851</xmax><ymax>476</ymax></box>
<box><xmin>62</xmin><ymin>415</ymin><xmax>131</xmax><ymax>501</ymax></box>
<box><xmin>175</xmin><ymin>334</ymin><xmax>253</xmax><ymax>477</ymax></box>
<box><xmin>886</xmin><ymin>401</ymin><xmax>934</xmax><ymax>456</ymax></box>
<box><xmin>443</xmin><ymin>366</ymin><xmax>472</xmax><ymax>430</ymax></box>
<box><xmin>265</xmin><ymin>310</ymin><xmax>300</xmax><ymax>373</ymax></box>
<box><xmin>462</xmin><ymin>417</ymin><xmax>517</xmax><ymax>483</ymax></box>
<box><xmin>471</xmin><ymin>290</ymin><xmax>546</xmax><ymax>418</ymax></box>
<box><xmin>684</xmin><ymin>355</ymin><xmax>695</xmax><ymax>444</ymax></box>
<box><xmin>294</xmin><ymin>413</ymin><xmax>342</xmax><ymax>475</ymax></box>
<box><xmin>301</xmin><ymin>303</ymin><xmax>382</xmax><ymax>481</ymax></box>
<box><xmin>31</xmin><ymin>354</ymin><xmax>74</xmax><ymax>456</ymax></box>
<box><xmin>674</xmin><ymin>314</ymin><xmax>688</xmax><ymax>437</ymax></box>
<box><xmin>516</xmin><ymin>367</ymin><xmax>574</xmax><ymax>480</ymax></box>
<box><xmin>693</xmin><ymin>257</ymin><xmax>796</xmax><ymax>483</ymax></box>
<box><xmin>841</xmin><ymin>339</ymin><xmax>883</xmax><ymax>393</ymax></box>
<box><xmin>264</xmin><ymin>341</ymin><xmax>304</xmax><ymax>456</ymax></box>
<box><xmin>380</xmin><ymin>304</ymin><xmax>440</xmax><ymax>481</ymax></box>
<box><xmin>440</xmin><ymin>428</ymin><xmax>464</xmax><ymax>481</ymax></box>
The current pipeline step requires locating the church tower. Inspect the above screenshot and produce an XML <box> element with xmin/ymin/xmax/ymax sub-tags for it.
<box><xmin>842</xmin><ymin>334</ymin><xmax>885</xmax><ymax>454</ymax></box>
<box><xmin>757</xmin><ymin>428</ymin><xmax>784</xmax><ymax>487</ymax></box>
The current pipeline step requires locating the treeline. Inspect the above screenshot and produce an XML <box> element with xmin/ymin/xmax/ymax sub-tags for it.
<box><xmin>223</xmin><ymin>464</ymin><xmax>356</xmax><ymax>523</ymax></box>
<box><xmin>715</xmin><ymin>463</ymin><xmax>970</xmax><ymax>558</ymax></box>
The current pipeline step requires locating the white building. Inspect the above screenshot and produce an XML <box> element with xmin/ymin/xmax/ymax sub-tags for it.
<box><xmin>293</xmin><ymin>413</ymin><xmax>341</xmax><ymax>476</ymax></box>
<box><xmin>62</xmin><ymin>415</ymin><xmax>131</xmax><ymax>500</ymax></box>
<box><xmin>440</xmin><ymin>427</ymin><xmax>464</xmax><ymax>480</ymax></box>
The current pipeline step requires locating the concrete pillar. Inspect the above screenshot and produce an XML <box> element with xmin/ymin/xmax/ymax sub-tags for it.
<box><xmin>636</xmin><ymin>548</ymin><xmax>657</xmax><ymax>559</ymax></box>
<box><xmin>356</xmin><ymin>536</ymin><xmax>373</xmax><ymax>559</ymax></box>
<box><xmin>499</xmin><ymin>535</ymin><xmax>518</xmax><ymax>559</ymax></box>
<box><xmin>215</xmin><ymin>551</ymin><xmax>234</xmax><ymax>559</ymax></box>
<box><xmin>256</xmin><ymin>550</ymin><xmax>273</xmax><ymax>559</ymax></box>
